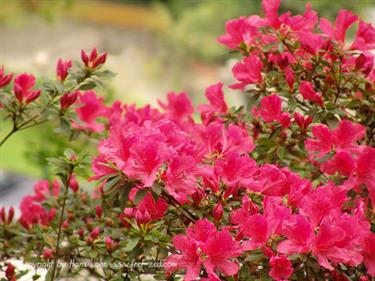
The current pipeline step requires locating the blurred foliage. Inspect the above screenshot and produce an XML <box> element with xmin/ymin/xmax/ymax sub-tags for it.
<box><xmin>162</xmin><ymin>0</ymin><xmax>375</xmax><ymax>63</ymax></box>
<box><xmin>0</xmin><ymin>0</ymin><xmax>73</xmax><ymax>25</ymax></box>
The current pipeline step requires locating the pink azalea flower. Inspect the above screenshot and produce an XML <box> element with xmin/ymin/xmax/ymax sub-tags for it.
<box><xmin>230</xmin><ymin>55</ymin><xmax>263</xmax><ymax>90</ymax></box>
<box><xmin>362</xmin><ymin>234</ymin><xmax>375</xmax><ymax>276</ymax></box>
<box><xmin>0</xmin><ymin>66</ymin><xmax>13</xmax><ymax>88</ymax></box>
<box><xmin>277</xmin><ymin>215</ymin><xmax>313</xmax><ymax>254</ymax></box>
<box><xmin>217</xmin><ymin>16</ymin><xmax>261</xmax><ymax>49</ymax></box>
<box><xmin>60</xmin><ymin>91</ymin><xmax>78</xmax><ymax>110</ymax></box>
<box><xmin>299</xmin><ymin>32</ymin><xmax>324</xmax><ymax>54</ymax></box>
<box><xmin>320</xmin><ymin>10</ymin><xmax>358</xmax><ymax>43</ymax></box>
<box><xmin>333</xmin><ymin>119</ymin><xmax>366</xmax><ymax>151</ymax></box>
<box><xmin>293</xmin><ymin>112</ymin><xmax>312</xmax><ymax>132</ymax></box>
<box><xmin>126</xmin><ymin>192</ymin><xmax>168</xmax><ymax>225</ymax></box>
<box><xmin>312</xmin><ymin>213</ymin><xmax>364</xmax><ymax>270</ymax></box>
<box><xmin>351</xmin><ymin>21</ymin><xmax>375</xmax><ymax>51</ymax></box>
<box><xmin>81</xmin><ymin>48</ymin><xmax>107</xmax><ymax>69</ymax></box>
<box><xmin>13</xmin><ymin>73</ymin><xmax>41</xmax><ymax>105</ymax></box>
<box><xmin>269</xmin><ymin>255</ymin><xmax>293</xmax><ymax>281</ymax></box>
<box><xmin>298</xmin><ymin>81</ymin><xmax>323</xmax><ymax>107</ymax></box>
<box><xmin>258</xmin><ymin>94</ymin><xmax>290</xmax><ymax>128</ymax></box>
<box><xmin>305</xmin><ymin>124</ymin><xmax>334</xmax><ymax>158</ymax></box>
<box><xmin>33</xmin><ymin>179</ymin><xmax>60</xmax><ymax>202</ymax></box>
<box><xmin>262</xmin><ymin>0</ymin><xmax>281</xmax><ymax>28</ymax></box>
<box><xmin>320</xmin><ymin>151</ymin><xmax>355</xmax><ymax>176</ymax></box>
<box><xmin>198</xmin><ymin>82</ymin><xmax>228</xmax><ymax>124</ymax></box>
<box><xmin>56</xmin><ymin>58</ymin><xmax>72</xmax><ymax>81</ymax></box>
<box><xmin>300</xmin><ymin>183</ymin><xmax>346</xmax><ymax>226</ymax></box>
<box><xmin>202</xmin><ymin>229</ymin><xmax>243</xmax><ymax>276</ymax></box>
<box><xmin>74</xmin><ymin>91</ymin><xmax>110</xmax><ymax>132</ymax></box>
<box><xmin>159</xmin><ymin>92</ymin><xmax>194</xmax><ymax>124</ymax></box>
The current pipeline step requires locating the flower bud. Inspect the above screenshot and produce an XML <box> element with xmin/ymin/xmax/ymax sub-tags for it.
<box><xmin>212</xmin><ymin>203</ymin><xmax>223</xmax><ymax>221</ymax></box>
<box><xmin>0</xmin><ymin>207</ymin><xmax>5</xmax><ymax>223</ymax></box>
<box><xmin>105</xmin><ymin>236</ymin><xmax>115</xmax><ymax>251</ymax></box>
<box><xmin>63</xmin><ymin>220</ymin><xmax>69</xmax><ymax>229</ymax></box>
<box><xmin>60</xmin><ymin>91</ymin><xmax>78</xmax><ymax>111</ymax></box>
<box><xmin>43</xmin><ymin>248</ymin><xmax>53</xmax><ymax>259</ymax></box>
<box><xmin>90</xmin><ymin>227</ymin><xmax>100</xmax><ymax>239</ymax></box>
<box><xmin>56</xmin><ymin>58</ymin><xmax>72</xmax><ymax>81</ymax></box>
<box><xmin>5</xmin><ymin>263</ymin><xmax>15</xmax><ymax>280</ymax></box>
<box><xmin>69</xmin><ymin>174</ymin><xmax>79</xmax><ymax>193</ymax></box>
<box><xmin>95</xmin><ymin>205</ymin><xmax>103</xmax><ymax>219</ymax></box>
<box><xmin>7</xmin><ymin>207</ymin><xmax>14</xmax><ymax>224</ymax></box>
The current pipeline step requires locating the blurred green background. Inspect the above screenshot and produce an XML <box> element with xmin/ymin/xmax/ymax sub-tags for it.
<box><xmin>0</xmin><ymin>0</ymin><xmax>374</xmax><ymax>178</ymax></box>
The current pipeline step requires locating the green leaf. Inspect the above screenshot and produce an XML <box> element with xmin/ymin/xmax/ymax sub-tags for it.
<box><xmin>134</xmin><ymin>188</ymin><xmax>149</xmax><ymax>205</ymax></box>
<box><xmin>124</xmin><ymin>237</ymin><xmax>140</xmax><ymax>252</ymax></box>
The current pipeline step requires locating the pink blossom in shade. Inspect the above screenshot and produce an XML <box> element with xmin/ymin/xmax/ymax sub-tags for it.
<box><xmin>298</xmin><ymin>32</ymin><xmax>324</xmax><ymax>55</ymax></box>
<box><xmin>0</xmin><ymin>66</ymin><xmax>13</xmax><ymax>88</ymax></box>
<box><xmin>158</xmin><ymin>92</ymin><xmax>194</xmax><ymax>124</ymax></box>
<box><xmin>81</xmin><ymin>48</ymin><xmax>107</xmax><ymax>69</ymax></box>
<box><xmin>362</xmin><ymin>234</ymin><xmax>375</xmax><ymax>276</ymax></box>
<box><xmin>251</xmin><ymin>165</ymin><xmax>289</xmax><ymax>196</ymax></box>
<box><xmin>164</xmin><ymin>234</ymin><xmax>202</xmax><ymax>281</ymax></box>
<box><xmin>165</xmin><ymin>156</ymin><xmax>201</xmax><ymax>204</ymax></box>
<box><xmin>293</xmin><ymin>112</ymin><xmax>312</xmax><ymax>132</ymax></box>
<box><xmin>198</xmin><ymin>82</ymin><xmax>228</xmax><ymax>124</ymax></box>
<box><xmin>230</xmin><ymin>55</ymin><xmax>263</xmax><ymax>90</ymax></box>
<box><xmin>305</xmin><ymin>124</ymin><xmax>334</xmax><ymax>159</ymax></box>
<box><xmin>351</xmin><ymin>21</ymin><xmax>375</xmax><ymax>51</ymax></box>
<box><xmin>333</xmin><ymin>120</ymin><xmax>366</xmax><ymax>152</ymax></box>
<box><xmin>60</xmin><ymin>91</ymin><xmax>78</xmax><ymax>110</ymax></box>
<box><xmin>262</xmin><ymin>0</ymin><xmax>281</xmax><ymax>29</ymax></box>
<box><xmin>201</xmin><ymin>229</ymin><xmax>243</xmax><ymax>277</ymax></box>
<box><xmin>269</xmin><ymin>255</ymin><xmax>293</xmax><ymax>281</ymax></box>
<box><xmin>74</xmin><ymin>91</ymin><xmax>110</xmax><ymax>132</ymax></box>
<box><xmin>56</xmin><ymin>58</ymin><xmax>72</xmax><ymax>81</ymax></box>
<box><xmin>320</xmin><ymin>10</ymin><xmax>358</xmax><ymax>43</ymax></box>
<box><xmin>300</xmin><ymin>183</ymin><xmax>346</xmax><ymax>227</ymax></box>
<box><xmin>33</xmin><ymin>179</ymin><xmax>60</xmax><ymax>202</ymax></box>
<box><xmin>298</xmin><ymin>81</ymin><xmax>323</xmax><ymax>107</ymax></box>
<box><xmin>13</xmin><ymin>73</ymin><xmax>41</xmax><ymax>105</ymax></box>
<box><xmin>277</xmin><ymin>215</ymin><xmax>313</xmax><ymax>255</ymax></box>
<box><xmin>217</xmin><ymin>16</ymin><xmax>261</xmax><ymax>49</ymax></box>
<box><xmin>320</xmin><ymin>151</ymin><xmax>355</xmax><ymax>177</ymax></box>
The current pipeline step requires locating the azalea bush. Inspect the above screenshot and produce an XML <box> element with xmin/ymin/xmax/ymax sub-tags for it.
<box><xmin>1</xmin><ymin>0</ymin><xmax>375</xmax><ymax>280</ymax></box>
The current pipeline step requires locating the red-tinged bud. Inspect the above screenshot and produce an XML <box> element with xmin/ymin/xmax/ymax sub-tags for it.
<box><xmin>95</xmin><ymin>205</ymin><xmax>103</xmax><ymax>218</ymax></box>
<box><xmin>67</xmin><ymin>211</ymin><xmax>74</xmax><ymax>220</ymax></box>
<box><xmin>78</xmin><ymin>228</ymin><xmax>85</xmax><ymax>239</ymax></box>
<box><xmin>212</xmin><ymin>203</ymin><xmax>223</xmax><ymax>221</ymax></box>
<box><xmin>105</xmin><ymin>236</ymin><xmax>114</xmax><ymax>251</ymax></box>
<box><xmin>321</xmin><ymin>39</ymin><xmax>332</xmax><ymax>51</ymax></box>
<box><xmin>135</xmin><ymin>210</ymin><xmax>151</xmax><ymax>225</ymax></box>
<box><xmin>262</xmin><ymin>247</ymin><xmax>275</xmax><ymax>258</ymax></box>
<box><xmin>7</xmin><ymin>207</ymin><xmax>14</xmax><ymax>224</ymax></box>
<box><xmin>68</xmin><ymin>174</ymin><xmax>79</xmax><ymax>192</ymax></box>
<box><xmin>81</xmin><ymin>48</ymin><xmax>107</xmax><ymax>69</ymax></box>
<box><xmin>43</xmin><ymin>248</ymin><xmax>53</xmax><ymax>259</ymax></box>
<box><xmin>191</xmin><ymin>191</ymin><xmax>203</xmax><ymax>206</ymax></box>
<box><xmin>56</xmin><ymin>58</ymin><xmax>72</xmax><ymax>81</ymax></box>
<box><xmin>0</xmin><ymin>207</ymin><xmax>5</xmax><ymax>223</ymax></box>
<box><xmin>92</xmin><ymin>53</ymin><xmax>107</xmax><ymax>68</ymax></box>
<box><xmin>86</xmin><ymin>236</ymin><xmax>93</xmax><ymax>245</ymax></box>
<box><xmin>0</xmin><ymin>66</ymin><xmax>13</xmax><ymax>88</ymax></box>
<box><xmin>25</xmin><ymin>89</ymin><xmax>41</xmax><ymax>104</ymax></box>
<box><xmin>5</xmin><ymin>263</ymin><xmax>16</xmax><ymax>280</ymax></box>
<box><xmin>63</xmin><ymin>220</ymin><xmax>69</xmax><ymax>229</ymax></box>
<box><xmin>90</xmin><ymin>227</ymin><xmax>100</xmax><ymax>239</ymax></box>
<box><xmin>60</xmin><ymin>91</ymin><xmax>78</xmax><ymax>111</ymax></box>
<box><xmin>81</xmin><ymin>50</ymin><xmax>89</xmax><ymax>66</ymax></box>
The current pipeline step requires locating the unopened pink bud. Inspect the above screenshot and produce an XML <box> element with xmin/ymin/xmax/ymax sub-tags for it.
<box><xmin>43</xmin><ymin>248</ymin><xmax>53</xmax><ymax>259</ymax></box>
<box><xmin>212</xmin><ymin>203</ymin><xmax>223</xmax><ymax>221</ymax></box>
<box><xmin>95</xmin><ymin>205</ymin><xmax>103</xmax><ymax>218</ymax></box>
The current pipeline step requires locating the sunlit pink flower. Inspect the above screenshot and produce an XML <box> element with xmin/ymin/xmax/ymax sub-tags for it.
<box><xmin>56</xmin><ymin>58</ymin><xmax>72</xmax><ymax>81</ymax></box>
<box><xmin>320</xmin><ymin>10</ymin><xmax>358</xmax><ymax>43</ymax></box>
<box><xmin>81</xmin><ymin>48</ymin><xmax>107</xmax><ymax>69</ymax></box>
<box><xmin>13</xmin><ymin>73</ymin><xmax>41</xmax><ymax>104</ymax></box>
<box><xmin>230</xmin><ymin>55</ymin><xmax>263</xmax><ymax>90</ymax></box>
